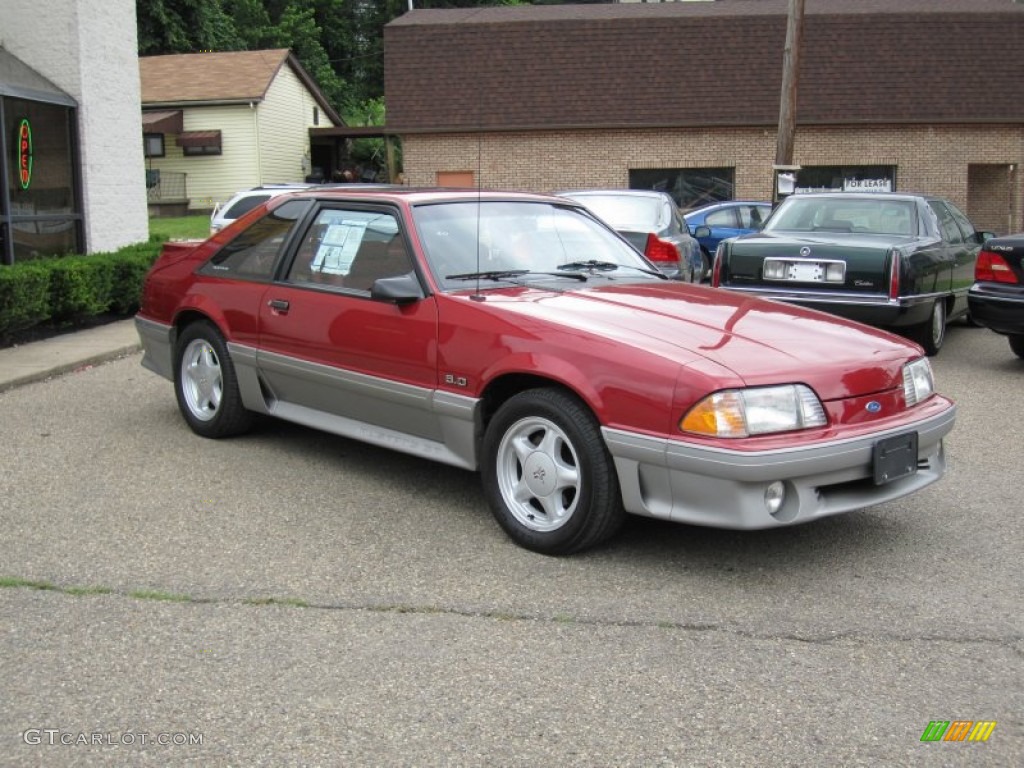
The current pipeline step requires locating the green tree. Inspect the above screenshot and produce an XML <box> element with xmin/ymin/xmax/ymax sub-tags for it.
<box><xmin>266</xmin><ymin>3</ymin><xmax>352</xmax><ymax>109</ymax></box>
<box><xmin>137</xmin><ymin>0</ymin><xmax>244</xmax><ymax>55</ymax></box>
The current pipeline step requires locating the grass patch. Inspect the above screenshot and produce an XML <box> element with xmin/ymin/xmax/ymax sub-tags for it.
<box><xmin>0</xmin><ymin>576</ymin><xmax>57</xmax><ymax>590</ymax></box>
<box><xmin>244</xmin><ymin>596</ymin><xmax>309</xmax><ymax>608</ymax></box>
<box><xmin>128</xmin><ymin>589</ymin><xmax>191</xmax><ymax>603</ymax></box>
<box><xmin>148</xmin><ymin>215</ymin><xmax>210</xmax><ymax>242</ymax></box>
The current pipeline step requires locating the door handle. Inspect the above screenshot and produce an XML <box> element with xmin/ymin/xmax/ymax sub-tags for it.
<box><xmin>268</xmin><ymin>299</ymin><xmax>290</xmax><ymax>312</ymax></box>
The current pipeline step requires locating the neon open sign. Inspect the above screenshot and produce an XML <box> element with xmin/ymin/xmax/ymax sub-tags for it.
<box><xmin>17</xmin><ymin>119</ymin><xmax>33</xmax><ymax>190</ymax></box>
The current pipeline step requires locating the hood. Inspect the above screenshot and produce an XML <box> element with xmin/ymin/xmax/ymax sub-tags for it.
<box><xmin>478</xmin><ymin>281</ymin><xmax>917</xmax><ymax>400</ymax></box>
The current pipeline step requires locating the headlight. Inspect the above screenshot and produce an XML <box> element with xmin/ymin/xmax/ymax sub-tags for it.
<box><xmin>902</xmin><ymin>358</ymin><xmax>935</xmax><ymax>406</ymax></box>
<box><xmin>680</xmin><ymin>384</ymin><xmax>827</xmax><ymax>438</ymax></box>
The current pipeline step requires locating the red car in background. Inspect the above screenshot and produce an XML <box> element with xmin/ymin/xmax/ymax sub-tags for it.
<box><xmin>136</xmin><ymin>188</ymin><xmax>955</xmax><ymax>554</ymax></box>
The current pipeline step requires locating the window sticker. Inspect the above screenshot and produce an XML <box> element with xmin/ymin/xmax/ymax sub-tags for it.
<box><xmin>311</xmin><ymin>220</ymin><xmax>368</xmax><ymax>275</ymax></box>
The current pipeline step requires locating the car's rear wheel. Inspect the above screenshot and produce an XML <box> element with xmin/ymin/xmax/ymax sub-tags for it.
<box><xmin>698</xmin><ymin>247</ymin><xmax>712</xmax><ymax>282</ymax></box>
<box><xmin>1009</xmin><ymin>334</ymin><xmax>1024</xmax><ymax>359</ymax></box>
<box><xmin>481</xmin><ymin>388</ymin><xmax>625</xmax><ymax>555</ymax></box>
<box><xmin>911</xmin><ymin>299</ymin><xmax>946</xmax><ymax>356</ymax></box>
<box><xmin>174</xmin><ymin>321</ymin><xmax>252</xmax><ymax>438</ymax></box>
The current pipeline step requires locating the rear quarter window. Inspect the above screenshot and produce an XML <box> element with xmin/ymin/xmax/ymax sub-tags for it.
<box><xmin>200</xmin><ymin>200</ymin><xmax>311</xmax><ymax>280</ymax></box>
<box><xmin>223</xmin><ymin>194</ymin><xmax>272</xmax><ymax>220</ymax></box>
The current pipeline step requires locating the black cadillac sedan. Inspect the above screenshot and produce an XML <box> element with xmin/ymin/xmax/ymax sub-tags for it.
<box><xmin>968</xmin><ymin>233</ymin><xmax>1024</xmax><ymax>358</ymax></box>
<box><xmin>712</xmin><ymin>192</ymin><xmax>995</xmax><ymax>355</ymax></box>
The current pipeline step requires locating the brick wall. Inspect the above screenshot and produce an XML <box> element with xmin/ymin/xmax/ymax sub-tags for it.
<box><xmin>403</xmin><ymin>123</ymin><xmax>1024</xmax><ymax>234</ymax></box>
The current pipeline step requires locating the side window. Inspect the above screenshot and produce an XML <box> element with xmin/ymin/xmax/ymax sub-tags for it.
<box><xmin>738</xmin><ymin>205</ymin><xmax>765</xmax><ymax>228</ymax></box>
<box><xmin>200</xmin><ymin>200</ymin><xmax>310</xmax><ymax>279</ymax></box>
<box><xmin>946</xmin><ymin>202</ymin><xmax>977</xmax><ymax>242</ymax></box>
<box><xmin>705</xmin><ymin>208</ymin><xmax>736</xmax><ymax>228</ymax></box>
<box><xmin>927</xmin><ymin>201</ymin><xmax>964</xmax><ymax>245</ymax></box>
<box><xmin>287</xmin><ymin>208</ymin><xmax>412</xmax><ymax>293</ymax></box>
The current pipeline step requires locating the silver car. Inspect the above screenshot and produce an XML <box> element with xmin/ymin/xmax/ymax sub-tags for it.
<box><xmin>556</xmin><ymin>189</ymin><xmax>703</xmax><ymax>281</ymax></box>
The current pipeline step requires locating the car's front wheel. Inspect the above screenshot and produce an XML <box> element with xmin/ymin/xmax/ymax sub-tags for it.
<box><xmin>173</xmin><ymin>321</ymin><xmax>252</xmax><ymax>438</ymax></box>
<box><xmin>481</xmin><ymin>388</ymin><xmax>625</xmax><ymax>555</ymax></box>
<box><xmin>911</xmin><ymin>299</ymin><xmax>946</xmax><ymax>356</ymax></box>
<box><xmin>1009</xmin><ymin>334</ymin><xmax>1024</xmax><ymax>359</ymax></box>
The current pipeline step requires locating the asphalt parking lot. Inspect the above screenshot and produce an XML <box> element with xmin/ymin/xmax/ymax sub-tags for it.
<box><xmin>0</xmin><ymin>321</ymin><xmax>1021</xmax><ymax>767</ymax></box>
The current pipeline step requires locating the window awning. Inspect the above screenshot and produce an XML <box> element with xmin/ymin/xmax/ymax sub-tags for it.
<box><xmin>176</xmin><ymin>130</ymin><xmax>221</xmax><ymax>148</ymax></box>
<box><xmin>141</xmin><ymin>109</ymin><xmax>183</xmax><ymax>134</ymax></box>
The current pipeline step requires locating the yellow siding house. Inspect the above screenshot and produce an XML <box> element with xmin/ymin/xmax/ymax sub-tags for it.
<box><xmin>140</xmin><ymin>49</ymin><xmax>342</xmax><ymax>214</ymax></box>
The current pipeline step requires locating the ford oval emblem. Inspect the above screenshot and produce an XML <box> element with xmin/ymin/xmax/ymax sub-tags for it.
<box><xmin>799</xmin><ymin>246</ymin><xmax>811</xmax><ymax>257</ymax></box>
<box><xmin>866</xmin><ymin>401</ymin><xmax>882</xmax><ymax>413</ymax></box>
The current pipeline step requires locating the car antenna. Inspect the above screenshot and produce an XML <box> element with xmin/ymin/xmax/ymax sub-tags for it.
<box><xmin>471</xmin><ymin>18</ymin><xmax>486</xmax><ymax>303</ymax></box>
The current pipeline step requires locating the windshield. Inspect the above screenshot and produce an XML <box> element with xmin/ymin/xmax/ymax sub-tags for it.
<box><xmin>766</xmin><ymin>197</ymin><xmax>918</xmax><ymax>236</ymax></box>
<box><xmin>413</xmin><ymin>201</ymin><xmax>655</xmax><ymax>290</ymax></box>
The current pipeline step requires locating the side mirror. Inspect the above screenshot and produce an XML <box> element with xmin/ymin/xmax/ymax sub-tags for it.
<box><xmin>370</xmin><ymin>272</ymin><xmax>425</xmax><ymax>304</ymax></box>
<box><xmin>694</xmin><ymin>225</ymin><xmax>711</xmax><ymax>239</ymax></box>
<box><xmin>978</xmin><ymin>231</ymin><xmax>998</xmax><ymax>245</ymax></box>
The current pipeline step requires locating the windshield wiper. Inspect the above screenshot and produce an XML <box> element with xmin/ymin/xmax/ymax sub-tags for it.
<box><xmin>446</xmin><ymin>270</ymin><xmax>529</xmax><ymax>281</ymax></box>
<box><xmin>557</xmin><ymin>260</ymin><xmax>665</xmax><ymax>278</ymax></box>
<box><xmin>446</xmin><ymin>269</ymin><xmax>587</xmax><ymax>282</ymax></box>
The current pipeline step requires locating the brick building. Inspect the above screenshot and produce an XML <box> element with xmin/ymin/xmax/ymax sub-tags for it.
<box><xmin>384</xmin><ymin>0</ymin><xmax>1024</xmax><ymax>234</ymax></box>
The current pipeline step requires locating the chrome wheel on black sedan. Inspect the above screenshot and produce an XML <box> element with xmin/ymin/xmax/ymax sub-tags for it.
<box><xmin>173</xmin><ymin>321</ymin><xmax>252</xmax><ymax>438</ymax></box>
<box><xmin>481</xmin><ymin>389</ymin><xmax>624</xmax><ymax>555</ymax></box>
<box><xmin>912</xmin><ymin>299</ymin><xmax>946</xmax><ymax>357</ymax></box>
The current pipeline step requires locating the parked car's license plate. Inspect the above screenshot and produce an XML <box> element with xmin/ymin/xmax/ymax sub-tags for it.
<box><xmin>873</xmin><ymin>432</ymin><xmax>918</xmax><ymax>485</ymax></box>
<box><xmin>787</xmin><ymin>262</ymin><xmax>825</xmax><ymax>282</ymax></box>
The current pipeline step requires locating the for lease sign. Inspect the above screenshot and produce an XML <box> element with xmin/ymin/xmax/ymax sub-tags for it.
<box><xmin>844</xmin><ymin>178</ymin><xmax>891</xmax><ymax>192</ymax></box>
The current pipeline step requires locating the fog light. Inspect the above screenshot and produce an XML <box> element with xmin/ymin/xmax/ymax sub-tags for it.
<box><xmin>764</xmin><ymin>481</ymin><xmax>786</xmax><ymax>515</ymax></box>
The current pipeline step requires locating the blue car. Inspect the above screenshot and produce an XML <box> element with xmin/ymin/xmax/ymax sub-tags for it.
<box><xmin>684</xmin><ymin>200</ymin><xmax>774</xmax><ymax>261</ymax></box>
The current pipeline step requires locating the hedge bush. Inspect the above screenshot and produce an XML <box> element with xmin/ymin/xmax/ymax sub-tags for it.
<box><xmin>0</xmin><ymin>241</ymin><xmax>162</xmax><ymax>341</ymax></box>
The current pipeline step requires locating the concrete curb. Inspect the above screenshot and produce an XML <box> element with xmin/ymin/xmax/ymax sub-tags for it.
<box><xmin>0</xmin><ymin>319</ymin><xmax>141</xmax><ymax>394</ymax></box>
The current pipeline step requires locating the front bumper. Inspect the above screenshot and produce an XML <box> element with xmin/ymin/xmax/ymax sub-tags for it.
<box><xmin>603</xmin><ymin>399</ymin><xmax>955</xmax><ymax>529</ymax></box>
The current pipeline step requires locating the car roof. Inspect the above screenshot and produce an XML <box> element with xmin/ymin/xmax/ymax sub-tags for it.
<box><xmin>268</xmin><ymin>187</ymin><xmax>577</xmax><ymax>207</ymax></box>
<box><xmin>685</xmin><ymin>200</ymin><xmax>771</xmax><ymax>213</ymax></box>
<box><xmin>556</xmin><ymin>188</ymin><xmax>671</xmax><ymax>200</ymax></box>
<box><xmin>784</xmin><ymin>191</ymin><xmax>935</xmax><ymax>202</ymax></box>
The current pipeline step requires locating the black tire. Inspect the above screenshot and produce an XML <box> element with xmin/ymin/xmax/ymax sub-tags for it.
<box><xmin>481</xmin><ymin>388</ymin><xmax>625</xmax><ymax>555</ymax></box>
<box><xmin>1009</xmin><ymin>335</ymin><xmax>1024</xmax><ymax>359</ymax></box>
<box><xmin>173</xmin><ymin>321</ymin><xmax>253</xmax><ymax>438</ymax></box>
<box><xmin>699</xmin><ymin>247</ymin><xmax>712</xmax><ymax>282</ymax></box>
<box><xmin>910</xmin><ymin>299</ymin><xmax>946</xmax><ymax>356</ymax></box>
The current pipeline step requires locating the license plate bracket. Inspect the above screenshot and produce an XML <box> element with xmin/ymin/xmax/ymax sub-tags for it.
<box><xmin>788</xmin><ymin>262</ymin><xmax>824</xmax><ymax>282</ymax></box>
<box><xmin>873</xmin><ymin>432</ymin><xmax>919</xmax><ymax>485</ymax></box>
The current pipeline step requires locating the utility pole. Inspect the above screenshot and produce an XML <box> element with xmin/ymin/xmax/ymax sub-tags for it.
<box><xmin>774</xmin><ymin>0</ymin><xmax>805</xmax><ymax>202</ymax></box>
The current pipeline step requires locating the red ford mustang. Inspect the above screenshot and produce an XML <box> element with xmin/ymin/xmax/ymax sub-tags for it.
<box><xmin>136</xmin><ymin>188</ymin><xmax>956</xmax><ymax>554</ymax></box>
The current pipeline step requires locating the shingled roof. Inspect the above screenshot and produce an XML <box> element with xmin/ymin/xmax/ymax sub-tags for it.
<box><xmin>384</xmin><ymin>0</ymin><xmax>1024</xmax><ymax>133</ymax></box>
<box><xmin>140</xmin><ymin>48</ymin><xmax>342</xmax><ymax>124</ymax></box>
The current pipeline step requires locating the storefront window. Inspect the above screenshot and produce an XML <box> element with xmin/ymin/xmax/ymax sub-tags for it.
<box><xmin>629</xmin><ymin>167</ymin><xmax>735</xmax><ymax>210</ymax></box>
<box><xmin>2</xmin><ymin>96</ymin><xmax>82</xmax><ymax>262</ymax></box>
<box><xmin>794</xmin><ymin>165</ymin><xmax>896</xmax><ymax>194</ymax></box>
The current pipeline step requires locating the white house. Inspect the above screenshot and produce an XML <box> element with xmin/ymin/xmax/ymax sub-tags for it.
<box><xmin>139</xmin><ymin>49</ymin><xmax>343</xmax><ymax>215</ymax></box>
